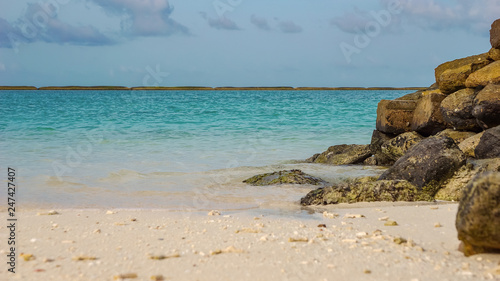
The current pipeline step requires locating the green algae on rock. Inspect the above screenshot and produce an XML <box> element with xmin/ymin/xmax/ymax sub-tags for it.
<box><xmin>306</xmin><ymin>144</ymin><xmax>372</xmax><ymax>165</ymax></box>
<box><xmin>300</xmin><ymin>177</ymin><xmax>434</xmax><ymax>205</ymax></box>
<box><xmin>243</xmin><ymin>169</ymin><xmax>327</xmax><ymax>186</ymax></box>
<box><xmin>436</xmin><ymin>158</ymin><xmax>500</xmax><ymax>201</ymax></box>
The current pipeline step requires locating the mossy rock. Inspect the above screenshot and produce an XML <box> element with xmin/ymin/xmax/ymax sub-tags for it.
<box><xmin>456</xmin><ymin>172</ymin><xmax>500</xmax><ymax>256</ymax></box>
<box><xmin>243</xmin><ymin>169</ymin><xmax>327</xmax><ymax>186</ymax></box>
<box><xmin>300</xmin><ymin>177</ymin><xmax>435</xmax><ymax>205</ymax></box>
<box><xmin>306</xmin><ymin>144</ymin><xmax>372</xmax><ymax>165</ymax></box>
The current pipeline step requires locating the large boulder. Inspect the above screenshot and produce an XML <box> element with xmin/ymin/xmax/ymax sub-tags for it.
<box><xmin>465</xmin><ymin>60</ymin><xmax>500</xmax><ymax>88</ymax></box>
<box><xmin>475</xmin><ymin>126</ymin><xmax>500</xmax><ymax>159</ymax></box>
<box><xmin>472</xmin><ymin>83</ymin><xmax>500</xmax><ymax>129</ymax></box>
<box><xmin>435</xmin><ymin>53</ymin><xmax>489</xmax><ymax>89</ymax></box>
<box><xmin>456</xmin><ymin>172</ymin><xmax>500</xmax><ymax>256</ymax></box>
<box><xmin>306</xmin><ymin>144</ymin><xmax>372</xmax><ymax>165</ymax></box>
<box><xmin>411</xmin><ymin>91</ymin><xmax>447</xmax><ymax>135</ymax></box>
<box><xmin>300</xmin><ymin>177</ymin><xmax>433</xmax><ymax>205</ymax></box>
<box><xmin>379</xmin><ymin>136</ymin><xmax>466</xmax><ymax>189</ymax></box>
<box><xmin>376</xmin><ymin>100</ymin><xmax>417</xmax><ymax>134</ymax></box>
<box><xmin>440</xmin><ymin>88</ymin><xmax>482</xmax><ymax>131</ymax></box>
<box><xmin>243</xmin><ymin>169</ymin><xmax>327</xmax><ymax>186</ymax></box>
<box><xmin>459</xmin><ymin>132</ymin><xmax>485</xmax><ymax>157</ymax></box>
<box><xmin>378</xmin><ymin>132</ymin><xmax>424</xmax><ymax>165</ymax></box>
<box><xmin>491</xmin><ymin>19</ymin><xmax>500</xmax><ymax>49</ymax></box>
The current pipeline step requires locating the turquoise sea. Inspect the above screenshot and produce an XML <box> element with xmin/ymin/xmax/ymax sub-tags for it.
<box><xmin>0</xmin><ymin>90</ymin><xmax>410</xmax><ymax>212</ymax></box>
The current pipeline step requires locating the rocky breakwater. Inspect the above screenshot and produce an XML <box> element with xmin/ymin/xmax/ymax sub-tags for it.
<box><xmin>300</xmin><ymin>19</ymin><xmax>500</xmax><ymax>256</ymax></box>
<box><xmin>243</xmin><ymin>19</ymin><xmax>500</xmax><ymax>256</ymax></box>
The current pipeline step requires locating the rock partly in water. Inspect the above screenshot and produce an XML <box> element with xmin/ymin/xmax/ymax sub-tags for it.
<box><xmin>465</xmin><ymin>60</ymin><xmax>500</xmax><ymax>88</ymax></box>
<box><xmin>376</xmin><ymin>100</ymin><xmax>417</xmax><ymax>135</ymax></box>
<box><xmin>379</xmin><ymin>136</ymin><xmax>466</xmax><ymax>190</ymax></box>
<box><xmin>306</xmin><ymin>144</ymin><xmax>372</xmax><ymax>165</ymax></box>
<box><xmin>491</xmin><ymin>19</ymin><xmax>500</xmax><ymax>49</ymax></box>
<box><xmin>411</xmin><ymin>91</ymin><xmax>447</xmax><ymax>135</ymax></box>
<box><xmin>300</xmin><ymin>177</ymin><xmax>433</xmax><ymax>205</ymax></box>
<box><xmin>459</xmin><ymin>132</ymin><xmax>485</xmax><ymax>158</ymax></box>
<box><xmin>472</xmin><ymin>83</ymin><xmax>500</xmax><ymax>129</ymax></box>
<box><xmin>456</xmin><ymin>172</ymin><xmax>500</xmax><ymax>256</ymax></box>
<box><xmin>378</xmin><ymin>132</ymin><xmax>424</xmax><ymax>166</ymax></box>
<box><xmin>435</xmin><ymin>53</ymin><xmax>490</xmax><ymax>89</ymax></box>
<box><xmin>243</xmin><ymin>170</ymin><xmax>327</xmax><ymax>186</ymax></box>
<box><xmin>440</xmin><ymin>88</ymin><xmax>482</xmax><ymax>132</ymax></box>
<box><xmin>475</xmin><ymin>125</ymin><xmax>500</xmax><ymax>159</ymax></box>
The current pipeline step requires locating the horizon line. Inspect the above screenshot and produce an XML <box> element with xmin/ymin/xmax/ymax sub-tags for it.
<box><xmin>0</xmin><ymin>86</ymin><xmax>427</xmax><ymax>91</ymax></box>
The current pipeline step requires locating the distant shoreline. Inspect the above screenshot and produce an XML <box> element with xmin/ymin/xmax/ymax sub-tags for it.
<box><xmin>0</xmin><ymin>86</ymin><xmax>426</xmax><ymax>91</ymax></box>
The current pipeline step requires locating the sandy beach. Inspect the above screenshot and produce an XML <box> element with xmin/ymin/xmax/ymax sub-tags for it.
<box><xmin>2</xmin><ymin>203</ymin><xmax>499</xmax><ymax>281</ymax></box>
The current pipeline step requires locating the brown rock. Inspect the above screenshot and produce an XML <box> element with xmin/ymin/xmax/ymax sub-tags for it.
<box><xmin>491</xmin><ymin>19</ymin><xmax>500</xmax><ymax>49</ymax></box>
<box><xmin>438</xmin><ymin>66</ymin><xmax>474</xmax><ymax>95</ymax></box>
<box><xmin>465</xmin><ymin>60</ymin><xmax>500</xmax><ymax>88</ymax></box>
<box><xmin>456</xmin><ymin>172</ymin><xmax>500</xmax><ymax>256</ymax></box>
<box><xmin>488</xmin><ymin>48</ymin><xmax>500</xmax><ymax>61</ymax></box>
<box><xmin>395</xmin><ymin>84</ymin><xmax>438</xmax><ymax>101</ymax></box>
<box><xmin>475</xmin><ymin>126</ymin><xmax>500</xmax><ymax>159</ymax></box>
<box><xmin>376</xmin><ymin>100</ymin><xmax>417</xmax><ymax>135</ymax></box>
<box><xmin>435</xmin><ymin>53</ymin><xmax>489</xmax><ymax>85</ymax></box>
<box><xmin>440</xmin><ymin>88</ymin><xmax>481</xmax><ymax>131</ymax></box>
<box><xmin>472</xmin><ymin>83</ymin><xmax>500</xmax><ymax>129</ymax></box>
<box><xmin>459</xmin><ymin>132</ymin><xmax>485</xmax><ymax>157</ymax></box>
<box><xmin>411</xmin><ymin>91</ymin><xmax>447</xmax><ymax>135</ymax></box>
<box><xmin>379</xmin><ymin>136</ymin><xmax>466</xmax><ymax>189</ymax></box>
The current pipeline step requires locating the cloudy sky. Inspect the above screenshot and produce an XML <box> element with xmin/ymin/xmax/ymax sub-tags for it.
<box><xmin>0</xmin><ymin>0</ymin><xmax>499</xmax><ymax>87</ymax></box>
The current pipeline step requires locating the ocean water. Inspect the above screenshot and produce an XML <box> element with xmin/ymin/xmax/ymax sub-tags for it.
<box><xmin>0</xmin><ymin>90</ymin><xmax>409</xmax><ymax>212</ymax></box>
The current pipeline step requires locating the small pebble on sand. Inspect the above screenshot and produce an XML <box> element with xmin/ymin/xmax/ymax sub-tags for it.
<box><xmin>208</xmin><ymin>210</ymin><xmax>221</xmax><ymax>216</ymax></box>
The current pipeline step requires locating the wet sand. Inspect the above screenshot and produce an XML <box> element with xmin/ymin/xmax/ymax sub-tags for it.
<box><xmin>2</xmin><ymin>203</ymin><xmax>500</xmax><ymax>281</ymax></box>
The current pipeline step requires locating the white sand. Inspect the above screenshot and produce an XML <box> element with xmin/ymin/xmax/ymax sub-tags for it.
<box><xmin>1</xmin><ymin>203</ymin><xmax>499</xmax><ymax>281</ymax></box>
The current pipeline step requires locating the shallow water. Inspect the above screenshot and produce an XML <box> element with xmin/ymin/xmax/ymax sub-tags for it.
<box><xmin>0</xmin><ymin>90</ymin><xmax>408</xmax><ymax>210</ymax></box>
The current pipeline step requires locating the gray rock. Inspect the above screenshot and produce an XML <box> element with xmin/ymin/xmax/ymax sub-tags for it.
<box><xmin>475</xmin><ymin>125</ymin><xmax>500</xmax><ymax>159</ymax></box>
<box><xmin>379</xmin><ymin>136</ymin><xmax>466</xmax><ymax>189</ymax></box>
<box><xmin>456</xmin><ymin>172</ymin><xmax>500</xmax><ymax>256</ymax></box>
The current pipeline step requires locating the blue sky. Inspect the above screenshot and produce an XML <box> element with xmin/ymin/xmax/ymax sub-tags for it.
<box><xmin>0</xmin><ymin>0</ymin><xmax>499</xmax><ymax>87</ymax></box>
